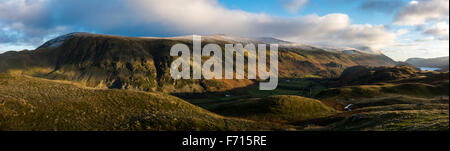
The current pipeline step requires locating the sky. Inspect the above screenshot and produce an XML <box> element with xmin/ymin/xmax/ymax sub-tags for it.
<box><xmin>0</xmin><ymin>0</ymin><xmax>448</xmax><ymax>61</ymax></box>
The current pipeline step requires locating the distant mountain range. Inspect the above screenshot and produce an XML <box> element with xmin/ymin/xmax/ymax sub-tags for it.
<box><xmin>406</xmin><ymin>56</ymin><xmax>449</xmax><ymax>72</ymax></box>
<box><xmin>0</xmin><ymin>32</ymin><xmax>398</xmax><ymax>93</ymax></box>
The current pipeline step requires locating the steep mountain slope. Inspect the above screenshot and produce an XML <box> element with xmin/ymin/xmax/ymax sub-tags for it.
<box><xmin>0</xmin><ymin>32</ymin><xmax>397</xmax><ymax>93</ymax></box>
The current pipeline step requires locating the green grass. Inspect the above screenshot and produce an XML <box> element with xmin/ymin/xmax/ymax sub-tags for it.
<box><xmin>0</xmin><ymin>74</ymin><xmax>273</xmax><ymax>131</ymax></box>
<box><xmin>278</xmin><ymin>79</ymin><xmax>326</xmax><ymax>97</ymax></box>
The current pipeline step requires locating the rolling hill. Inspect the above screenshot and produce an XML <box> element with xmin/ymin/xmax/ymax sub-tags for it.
<box><xmin>0</xmin><ymin>73</ymin><xmax>273</xmax><ymax>131</ymax></box>
<box><xmin>210</xmin><ymin>95</ymin><xmax>338</xmax><ymax>123</ymax></box>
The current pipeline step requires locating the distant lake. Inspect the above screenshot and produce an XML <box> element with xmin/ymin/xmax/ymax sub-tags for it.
<box><xmin>420</xmin><ymin>67</ymin><xmax>441</xmax><ymax>71</ymax></box>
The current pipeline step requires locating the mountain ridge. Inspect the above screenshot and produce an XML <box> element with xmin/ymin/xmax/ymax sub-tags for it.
<box><xmin>0</xmin><ymin>32</ymin><xmax>398</xmax><ymax>93</ymax></box>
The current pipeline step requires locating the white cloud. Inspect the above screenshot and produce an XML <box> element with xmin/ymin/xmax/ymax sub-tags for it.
<box><xmin>424</xmin><ymin>22</ymin><xmax>450</xmax><ymax>40</ymax></box>
<box><xmin>396</xmin><ymin>29</ymin><xmax>410</xmax><ymax>35</ymax></box>
<box><xmin>284</xmin><ymin>24</ymin><xmax>397</xmax><ymax>52</ymax></box>
<box><xmin>130</xmin><ymin>0</ymin><xmax>395</xmax><ymax>51</ymax></box>
<box><xmin>281</xmin><ymin>0</ymin><xmax>309</xmax><ymax>13</ymax></box>
<box><xmin>0</xmin><ymin>0</ymin><xmax>396</xmax><ymax>53</ymax></box>
<box><xmin>0</xmin><ymin>0</ymin><xmax>48</xmax><ymax>21</ymax></box>
<box><xmin>394</xmin><ymin>0</ymin><xmax>449</xmax><ymax>26</ymax></box>
<box><xmin>390</xmin><ymin>0</ymin><xmax>449</xmax><ymax>60</ymax></box>
<box><xmin>382</xmin><ymin>39</ymin><xmax>449</xmax><ymax>61</ymax></box>
<box><xmin>416</xmin><ymin>36</ymin><xmax>436</xmax><ymax>42</ymax></box>
<box><xmin>0</xmin><ymin>0</ymin><xmax>68</xmax><ymax>46</ymax></box>
<box><xmin>409</xmin><ymin>1</ymin><xmax>419</xmax><ymax>5</ymax></box>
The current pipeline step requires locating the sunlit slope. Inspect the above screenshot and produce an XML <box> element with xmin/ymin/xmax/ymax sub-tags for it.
<box><xmin>0</xmin><ymin>74</ymin><xmax>271</xmax><ymax>131</ymax></box>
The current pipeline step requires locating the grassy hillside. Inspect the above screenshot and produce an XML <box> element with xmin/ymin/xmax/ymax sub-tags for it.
<box><xmin>210</xmin><ymin>95</ymin><xmax>338</xmax><ymax>123</ymax></box>
<box><xmin>0</xmin><ymin>73</ymin><xmax>272</xmax><ymax>131</ymax></box>
<box><xmin>317</xmin><ymin>82</ymin><xmax>449</xmax><ymax>101</ymax></box>
<box><xmin>323</xmin><ymin>101</ymin><xmax>449</xmax><ymax>131</ymax></box>
<box><xmin>326</xmin><ymin>109</ymin><xmax>448</xmax><ymax>131</ymax></box>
